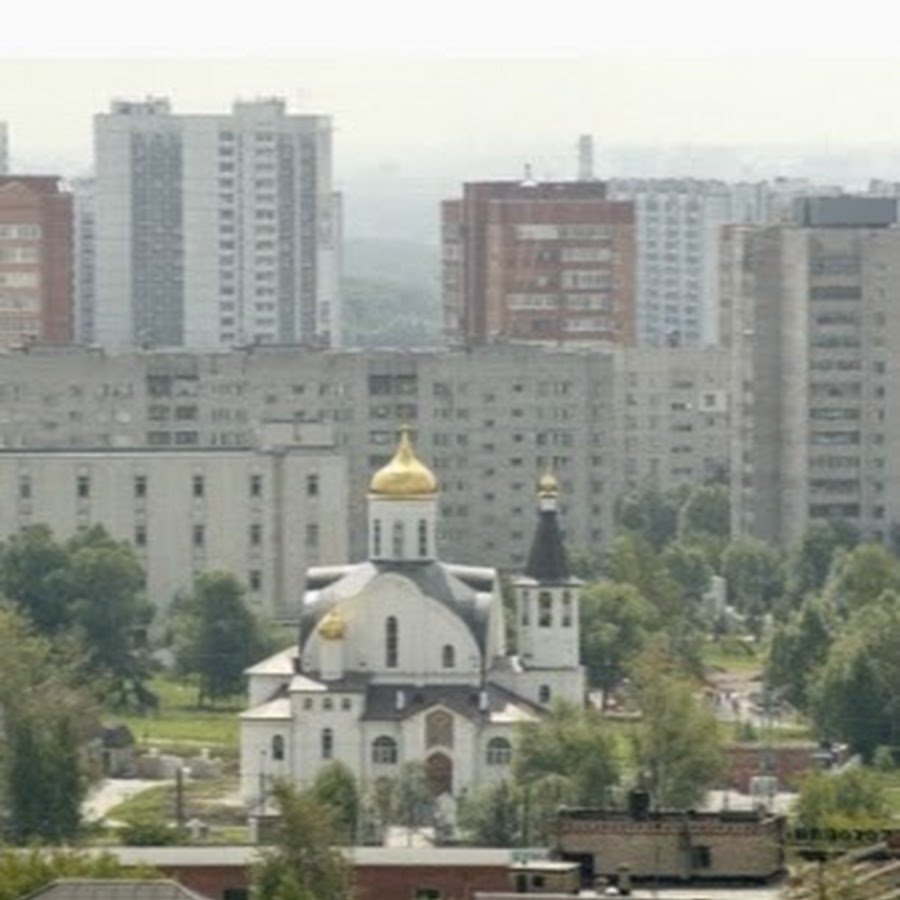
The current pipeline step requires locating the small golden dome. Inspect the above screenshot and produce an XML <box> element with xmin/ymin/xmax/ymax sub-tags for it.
<box><xmin>318</xmin><ymin>608</ymin><xmax>347</xmax><ymax>641</ymax></box>
<box><xmin>369</xmin><ymin>427</ymin><xmax>438</xmax><ymax>498</ymax></box>
<box><xmin>538</xmin><ymin>467</ymin><xmax>559</xmax><ymax>498</ymax></box>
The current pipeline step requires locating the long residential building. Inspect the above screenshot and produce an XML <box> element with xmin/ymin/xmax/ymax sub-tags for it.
<box><xmin>724</xmin><ymin>195</ymin><xmax>900</xmax><ymax>546</ymax></box>
<box><xmin>94</xmin><ymin>97</ymin><xmax>340</xmax><ymax>349</ymax></box>
<box><xmin>0</xmin><ymin>344</ymin><xmax>730</xmax><ymax>579</ymax></box>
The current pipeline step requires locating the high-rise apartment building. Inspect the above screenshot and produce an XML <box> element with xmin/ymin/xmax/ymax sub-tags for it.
<box><xmin>71</xmin><ymin>177</ymin><xmax>96</xmax><ymax>344</ymax></box>
<box><xmin>94</xmin><ymin>97</ymin><xmax>340</xmax><ymax>350</ymax></box>
<box><xmin>608</xmin><ymin>178</ymin><xmax>845</xmax><ymax>348</ymax></box>
<box><xmin>442</xmin><ymin>180</ymin><xmax>635</xmax><ymax>347</ymax></box>
<box><xmin>725</xmin><ymin>196</ymin><xmax>900</xmax><ymax>546</ymax></box>
<box><xmin>0</xmin><ymin>176</ymin><xmax>73</xmax><ymax>346</ymax></box>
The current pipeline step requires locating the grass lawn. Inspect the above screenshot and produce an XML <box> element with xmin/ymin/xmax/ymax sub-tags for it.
<box><xmin>107</xmin><ymin>775</ymin><xmax>245</xmax><ymax>827</ymax></box>
<box><xmin>108</xmin><ymin>673</ymin><xmax>242</xmax><ymax>750</ymax></box>
<box><xmin>702</xmin><ymin>636</ymin><xmax>765</xmax><ymax>676</ymax></box>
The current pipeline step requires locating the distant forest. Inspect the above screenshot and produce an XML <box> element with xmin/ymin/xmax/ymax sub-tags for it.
<box><xmin>341</xmin><ymin>238</ymin><xmax>440</xmax><ymax>348</ymax></box>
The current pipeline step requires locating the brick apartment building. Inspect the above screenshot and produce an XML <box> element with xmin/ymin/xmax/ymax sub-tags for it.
<box><xmin>0</xmin><ymin>176</ymin><xmax>73</xmax><ymax>346</ymax></box>
<box><xmin>442</xmin><ymin>180</ymin><xmax>635</xmax><ymax>347</ymax></box>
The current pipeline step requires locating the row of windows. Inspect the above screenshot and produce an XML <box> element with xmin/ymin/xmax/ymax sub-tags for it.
<box><xmin>372</xmin><ymin>519</ymin><xmax>428</xmax><ymax>558</ymax></box>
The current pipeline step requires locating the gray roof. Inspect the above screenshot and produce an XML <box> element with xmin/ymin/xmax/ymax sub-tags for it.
<box><xmin>299</xmin><ymin>561</ymin><xmax>493</xmax><ymax>657</ymax></box>
<box><xmin>22</xmin><ymin>880</ymin><xmax>212</xmax><ymax>900</ymax></box>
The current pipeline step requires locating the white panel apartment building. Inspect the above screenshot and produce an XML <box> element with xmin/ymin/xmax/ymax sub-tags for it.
<box><xmin>0</xmin><ymin>421</ymin><xmax>347</xmax><ymax>618</ymax></box>
<box><xmin>608</xmin><ymin>178</ymin><xmax>844</xmax><ymax>348</ymax></box>
<box><xmin>94</xmin><ymin>97</ymin><xmax>340</xmax><ymax>350</ymax></box>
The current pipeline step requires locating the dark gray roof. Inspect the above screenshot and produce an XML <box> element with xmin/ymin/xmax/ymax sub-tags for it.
<box><xmin>22</xmin><ymin>880</ymin><xmax>212</xmax><ymax>900</ymax></box>
<box><xmin>360</xmin><ymin>681</ymin><xmax>542</xmax><ymax>722</ymax></box>
<box><xmin>299</xmin><ymin>561</ymin><xmax>492</xmax><ymax>658</ymax></box>
<box><xmin>524</xmin><ymin>510</ymin><xmax>570</xmax><ymax>583</ymax></box>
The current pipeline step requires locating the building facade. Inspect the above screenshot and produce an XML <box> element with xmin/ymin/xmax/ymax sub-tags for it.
<box><xmin>442</xmin><ymin>180</ymin><xmax>635</xmax><ymax>347</ymax></box>
<box><xmin>0</xmin><ymin>123</ymin><xmax>7</xmax><ymax>174</ymax></box>
<box><xmin>724</xmin><ymin>196</ymin><xmax>900</xmax><ymax>546</ymax></box>
<box><xmin>71</xmin><ymin>177</ymin><xmax>96</xmax><ymax>344</ymax></box>
<box><xmin>94</xmin><ymin>97</ymin><xmax>340</xmax><ymax>349</ymax></box>
<box><xmin>240</xmin><ymin>432</ymin><xmax>585</xmax><ymax>806</ymax></box>
<box><xmin>0</xmin><ymin>176</ymin><xmax>73</xmax><ymax>346</ymax></box>
<box><xmin>0</xmin><ymin>421</ymin><xmax>348</xmax><ymax>616</ymax></box>
<box><xmin>0</xmin><ymin>344</ymin><xmax>731</xmax><ymax>571</ymax></box>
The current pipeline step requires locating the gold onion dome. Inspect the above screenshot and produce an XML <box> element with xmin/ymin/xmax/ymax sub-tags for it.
<box><xmin>369</xmin><ymin>427</ymin><xmax>438</xmax><ymax>498</ymax></box>
<box><xmin>318</xmin><ymin>608</ymin><xmax>347</xmax><ymax>641</ymax></box>
<box><xmin>538</xmin><ymin>468</ymin><xmax>559</xmax><ymax>498</ymax></box>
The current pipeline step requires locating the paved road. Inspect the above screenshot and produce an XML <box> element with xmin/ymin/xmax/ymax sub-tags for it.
<box><xmin>83</xmin><ymin>778</ymin><xmax>161</xmax><ymax>822</ymax></box>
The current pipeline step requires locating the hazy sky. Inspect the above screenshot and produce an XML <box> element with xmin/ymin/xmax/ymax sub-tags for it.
<box><xmin>6</xmin><ymin>0</ymin><xmax>900</xmax><ymax>182</ymax></box>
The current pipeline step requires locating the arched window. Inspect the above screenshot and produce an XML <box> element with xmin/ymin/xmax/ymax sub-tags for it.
<box><xmin>321</xmin><ymin>727</ymin><xmax>333</xmax><ymax>759</ymax></box>
<box><xmin>538</xmin><ymin>684</ymin><xmax>551</xmax><ymax>704</ymax></box>
<box><xmin>442</xmin><ymin>644</ymin><xmax>455</xmax><ymax>668</ymax></box>
<box><xmin>486</xmin><ymin>736</ymin><xmax>512</xmax><ymax>765</ymax></box>
<box><xmin>373</xmin><ymin>519</ymin><xmax>382</xmax><ymax>556</ymax></box>
<box><xmin>418</xmin><ymin>519</ymin><xmax>428</xmax><ymax>557</ymax></box>
<box><xmin>271</xmin><ymin>734</ymin><xmax>285</xmax><ymax>761</ymax></box>
<box><xmin>562</xmin><ymin>591</ymin><xmax>573</xmax><ymax>627</ymax></box>
<box><xmin>538</xmin><ymin>591</ymin><xmax>553</xmax><ymax>627</ymax></box>
<box><xmin>385</xmin><ymin>616</ymin><xmax>398</xmax><ymax>668</ymax></box>
<box><xmin>372</xmin><ymin>735</ymin><xmax>398</xmax><ymax>765</ymax></box>
<box><xmin>392</xmin><ymin>520</ymin><xmax>404</xmax><ymax>557</ymax></box>
<box><xmin>426</xmin><ymin>709</ymin><xmax>454</xmax><ymax>748</ymax></box>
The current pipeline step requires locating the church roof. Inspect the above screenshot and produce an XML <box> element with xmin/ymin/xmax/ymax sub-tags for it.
<box><xmin>368</xmin><ymin>427</ymin><xmax>438</xmax><ymax>498</ymax></box>
<box><xmin>245</xmin><ymin>646</ymin><xmax>297</xmax><ymax>676</ymax></box>
<box><xmin>239</xmin><ymin>696</ymin><xmax>291</xmax><ymax>721</ymax></box>
<box><xmin>299</xmin><ymin>561</ymin><xmax>494</xmax><ymax>656</ymax></box>
<box><xmin>524</xmin><ymin>509</ymin><xmax>571</xmax><ymax>583</ymax></box>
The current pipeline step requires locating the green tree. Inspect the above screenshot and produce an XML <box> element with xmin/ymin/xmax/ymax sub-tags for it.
<box><xmin>721</xmin><ymin>536</ymin><xmax>784</xmax><ymax>624</ymax></box>
<box><xmin>766</xmin><ymin>593</ymin><xmax>836</xmax><ymax>712</ymax></box>
<box><xmin>312</xmin><ymin>762</ymin><xmax>360</xmax><ymax>845</ymax></box>
<box><xmin>458</xmin><ymin>780</ymin><xmax>523</xmax><ymax>847</ymax></box>
<box><xmin>514</xmin><ymin>701</ymin><xmax>619</xmax><ymax>805</ymax></box>
<box><xmin>252</xmin><ymin>780</ymin><xmax>354</xmax><ymax>900</ymax></box>
<box><xmin>0</xmin><ymin>848</ymin><xmax>160</xmax><ymax>900</ymax></box>
<box><xmin>171</xmin><ymin>571</ymin><xmax>268</xmax><ymax>706</ymax></box>
<box><xmin>793</xmin><ymin>768</ymin><xmax>890</xmax><ymax>830</ymax></box>
<box><xmin>661</xmin><ymin>541</ymin><xmax>712</xmax><ymax>603</ymax></box>
<box><xmin>580</xmin><ymin>581</ymin><xmax>658</xmax><ymax>705</ymax></box>
<box><xmin>630</xmin><ymin>641</ymin><xmax>725</xmax><ymax>809</ymax></box>
<box><xmin>784</xmin><ymin>521</ymin><xmax>857</xmax><ymax>607</ymax></box>
<box><xmin>615</xmin><ymin>486</ymin><xmax>684</xmax><ymax>551</ymax></box>
<box><xmin>677</xmin><ymin>484</ymin><xmax>730</xmax><ymax>542</ymax></box>
<box><xmin>828</xmin><ymin>542</ymin><xmax>900</xmax><ymax>613</ymax></box>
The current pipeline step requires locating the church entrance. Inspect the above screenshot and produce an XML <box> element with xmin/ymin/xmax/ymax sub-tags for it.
<box><xmin>425</xmin><ymin>752</ymin><xmax>453</xmax><ymax>796</ymax></box>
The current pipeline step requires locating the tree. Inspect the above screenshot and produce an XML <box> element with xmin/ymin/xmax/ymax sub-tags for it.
<box><xmin>252</xmin><ymin>780</ymin><xmax>354</xmax><ymax>900</ymax></box>
<box><xmin>171</xmin><ymin>571</ymin><xmax>268</xmax><ymax>706</ymax></box>
<box><xmin>458</xmin><ymin>780</ymin><xmax>523</xmax><ymax>847</ymax></box>
<box><xmin>0</xmin><ymin>848</ymin><xmax>161</xmax><ymax>900</ymax></box>
<box><xmin>677</xmin><ymin>484</ymin><xmax>730</xmax><ymax>543</ymax></box>
<box><xmin>794</xmin><ymin>768</ymin><xmax>890</xmax><ymax>830</ymax></box>
<box><xmin>630</xmin><ymin>641</ymin><xmax>725</xmax><ymax>809</ymax></box>
<box><xmin>721</xmin><ymin>536</ymin><xmax>784</xmax><ymax>625</ymax></box>
<box><xmin>0</xmin><ymin>603</ymin><xmax>95</xmax><ymax>843</ymax></box>
<box><xmin>514</xmin><ymin>701</ymin><xmax>619</xmax><ymax>805</ymax></box>
<box><xmin>311</xmin><ymin>762</ymin><xmax>360</xmax><ymax>845</ymax></box>
<box><xmin>580</xmin><ymin>581</ymin><xmax>658</xmax><ymax>705</ymax></box>
<box><xmin>828</xmin><ymin>542</ymin><xmax>900</xmax><ymax>613</ymax></box>
<box><xmin>615</xmin><ymin>486</ymin><xmax>684</xmax><ymax>551</ymax></box>
<box><xmin>784</xmin><ymin>521</ymin><xmax>857</xmax><ymax>607</ymax></box>
<box><xmin>661</xmin><ymin>541</ymin><xmax>712</xmax><ymax>603</ymax></box>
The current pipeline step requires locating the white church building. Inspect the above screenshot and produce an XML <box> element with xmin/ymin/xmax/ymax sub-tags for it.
<box><xmin>239</xmin><ymin>428</ymin><xmax>585</xmax><ymax>804</ymax></box>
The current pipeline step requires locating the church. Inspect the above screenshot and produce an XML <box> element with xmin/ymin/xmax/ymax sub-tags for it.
<box><xmin>239</xmin><ymin>428</ymin><xmax>585</xmax><ymax>804</ymax></box>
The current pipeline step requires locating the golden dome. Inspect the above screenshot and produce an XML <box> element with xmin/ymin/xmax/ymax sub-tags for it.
<box><xmin>318</xmin><ymin>608</ymin><xmax>347</xmax><ymax>641</ymax></box>
<box><xmin>369</xmin><ymin>427</ymin><xmax>438</xmax><ymax>498</ymax></box>
<box><xmin>538</xmin><ymin>467</ymin><xmax>559</xmax><ymax>498</ymax></box>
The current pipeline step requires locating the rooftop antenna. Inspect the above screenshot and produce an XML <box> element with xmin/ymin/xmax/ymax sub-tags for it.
<box><xmin>521</xmin><ymin>163</ymin><xmax>537</xmax><ymax>187</ymax></box>
<box><xmin>578</xmin><ymin>134</ymin><xmax>595</xmax><ymax>181</ymax></box>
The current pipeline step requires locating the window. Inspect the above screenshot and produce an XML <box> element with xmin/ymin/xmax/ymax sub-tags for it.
<box><xmin>418</xmin><ymin>519</ymin><xmax>428</xmax><ymax>557</ymax></box>
<box><xmin>306</xmin><ymin>474</ymin><xmax>319</xmax><ymax>497</ymax></box>
<box><xmin>321</xmin><ymin>728</ymin><xmax>333</xmax><ymax>759</ymax></box>
<box><xmin>250</xmin><ymin>474</ymin><xmax>263</xmax><ymax>497</ymax></box>
<box><xmin>442</xmin><ymin>645</ymin><xmax>455</xmax><ymax>668</ymax></box>
<box><xmin>341</xmin><ymin>697</ymin><xmax>352</xmax><ymax>711</ymax></box>
<box><xmin>250</xmin><ymin>523</ymin><xmax>262</xmax><ymax>546</ymax></box>
<box><xmin>691</xmin><ymin>846</ymin><xmax>712</xmax><ymax>869</ymax></box>
<box><xmin>306</xmin><ymin>524</ymin><xmax>319</xmax><ymax>548</ymax></box>
<box><xmin>539</xmin><ymin>685</ymin><xmax>551</xmax><ymax>704</ymax></box>
<box><xmin>538</xmin><ymin>592</ymin><xmax>552</xmax><ymax>627</ymax></box>
<box><xmin>192</xmin><ymin>474</ymin><xmax>205</xmax><ymax>498</ymax></box>
<box><xmin>271</xmin><ymin>734</ymin><xmax>284</xmax><ymax>761</ymax></box>
<box><xmin>135</xmin><ymin>525</ymin><xmax>147</xmax><ymax>547</ymax></box>
<box><xmin>302</xmin><ymin>697</ymin><xmax>313</xmax><ymax>710</ymax></box>
<box><xmin>562</xmin><ymin>592</ymin><xmax>573</xmax><ymax>627</ymax></box>
<box><xmin>249</xmin><ymin>569</ymin><xmax>262</xmax><ymax>591</ymax></box>
<box><xmin>486</xmin><ymin>737</ymin><xmax>512</xmax><ymax>765</ymax></box>
<box><xmin>392</xmin><ymin>521</ymin><xmax>404</xmax><ymax>557</ymax></box>
<box><xmin>385</xmin><ymin>616</ymin><xmax>398</xmax><ymax>668</ymax></box>
<box><xmin>193</xmin><ymin>524</ymin><xmax>205</xmax><ymax>547</ymax></box>
<box><xmin>372</xmin><ymin>735</ymin><xmax>398</xmax><ymax>764</ymax></box>
<box><xmin>373</xmin><ymin>519</ymin><xmax>382</xmax><ymax>556</ymax></box>
<box><xmin>77</xmin><ymin>475</ymin><xmax>90</xmax><ymax>499</ymax></box>
<box><xmin>18</xmin><ymin>476</ymin><xmax>30</xmax><ymax>500</ymax></box>
<box><xmin>323</xmin><ymin>697</ymin><xmax>333</xmax><ymax>711</ymax></box>
<box><xmin>134</xmin><ymin>475</ymin><xmax>147</xmax><ymax>498</ymax></box>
